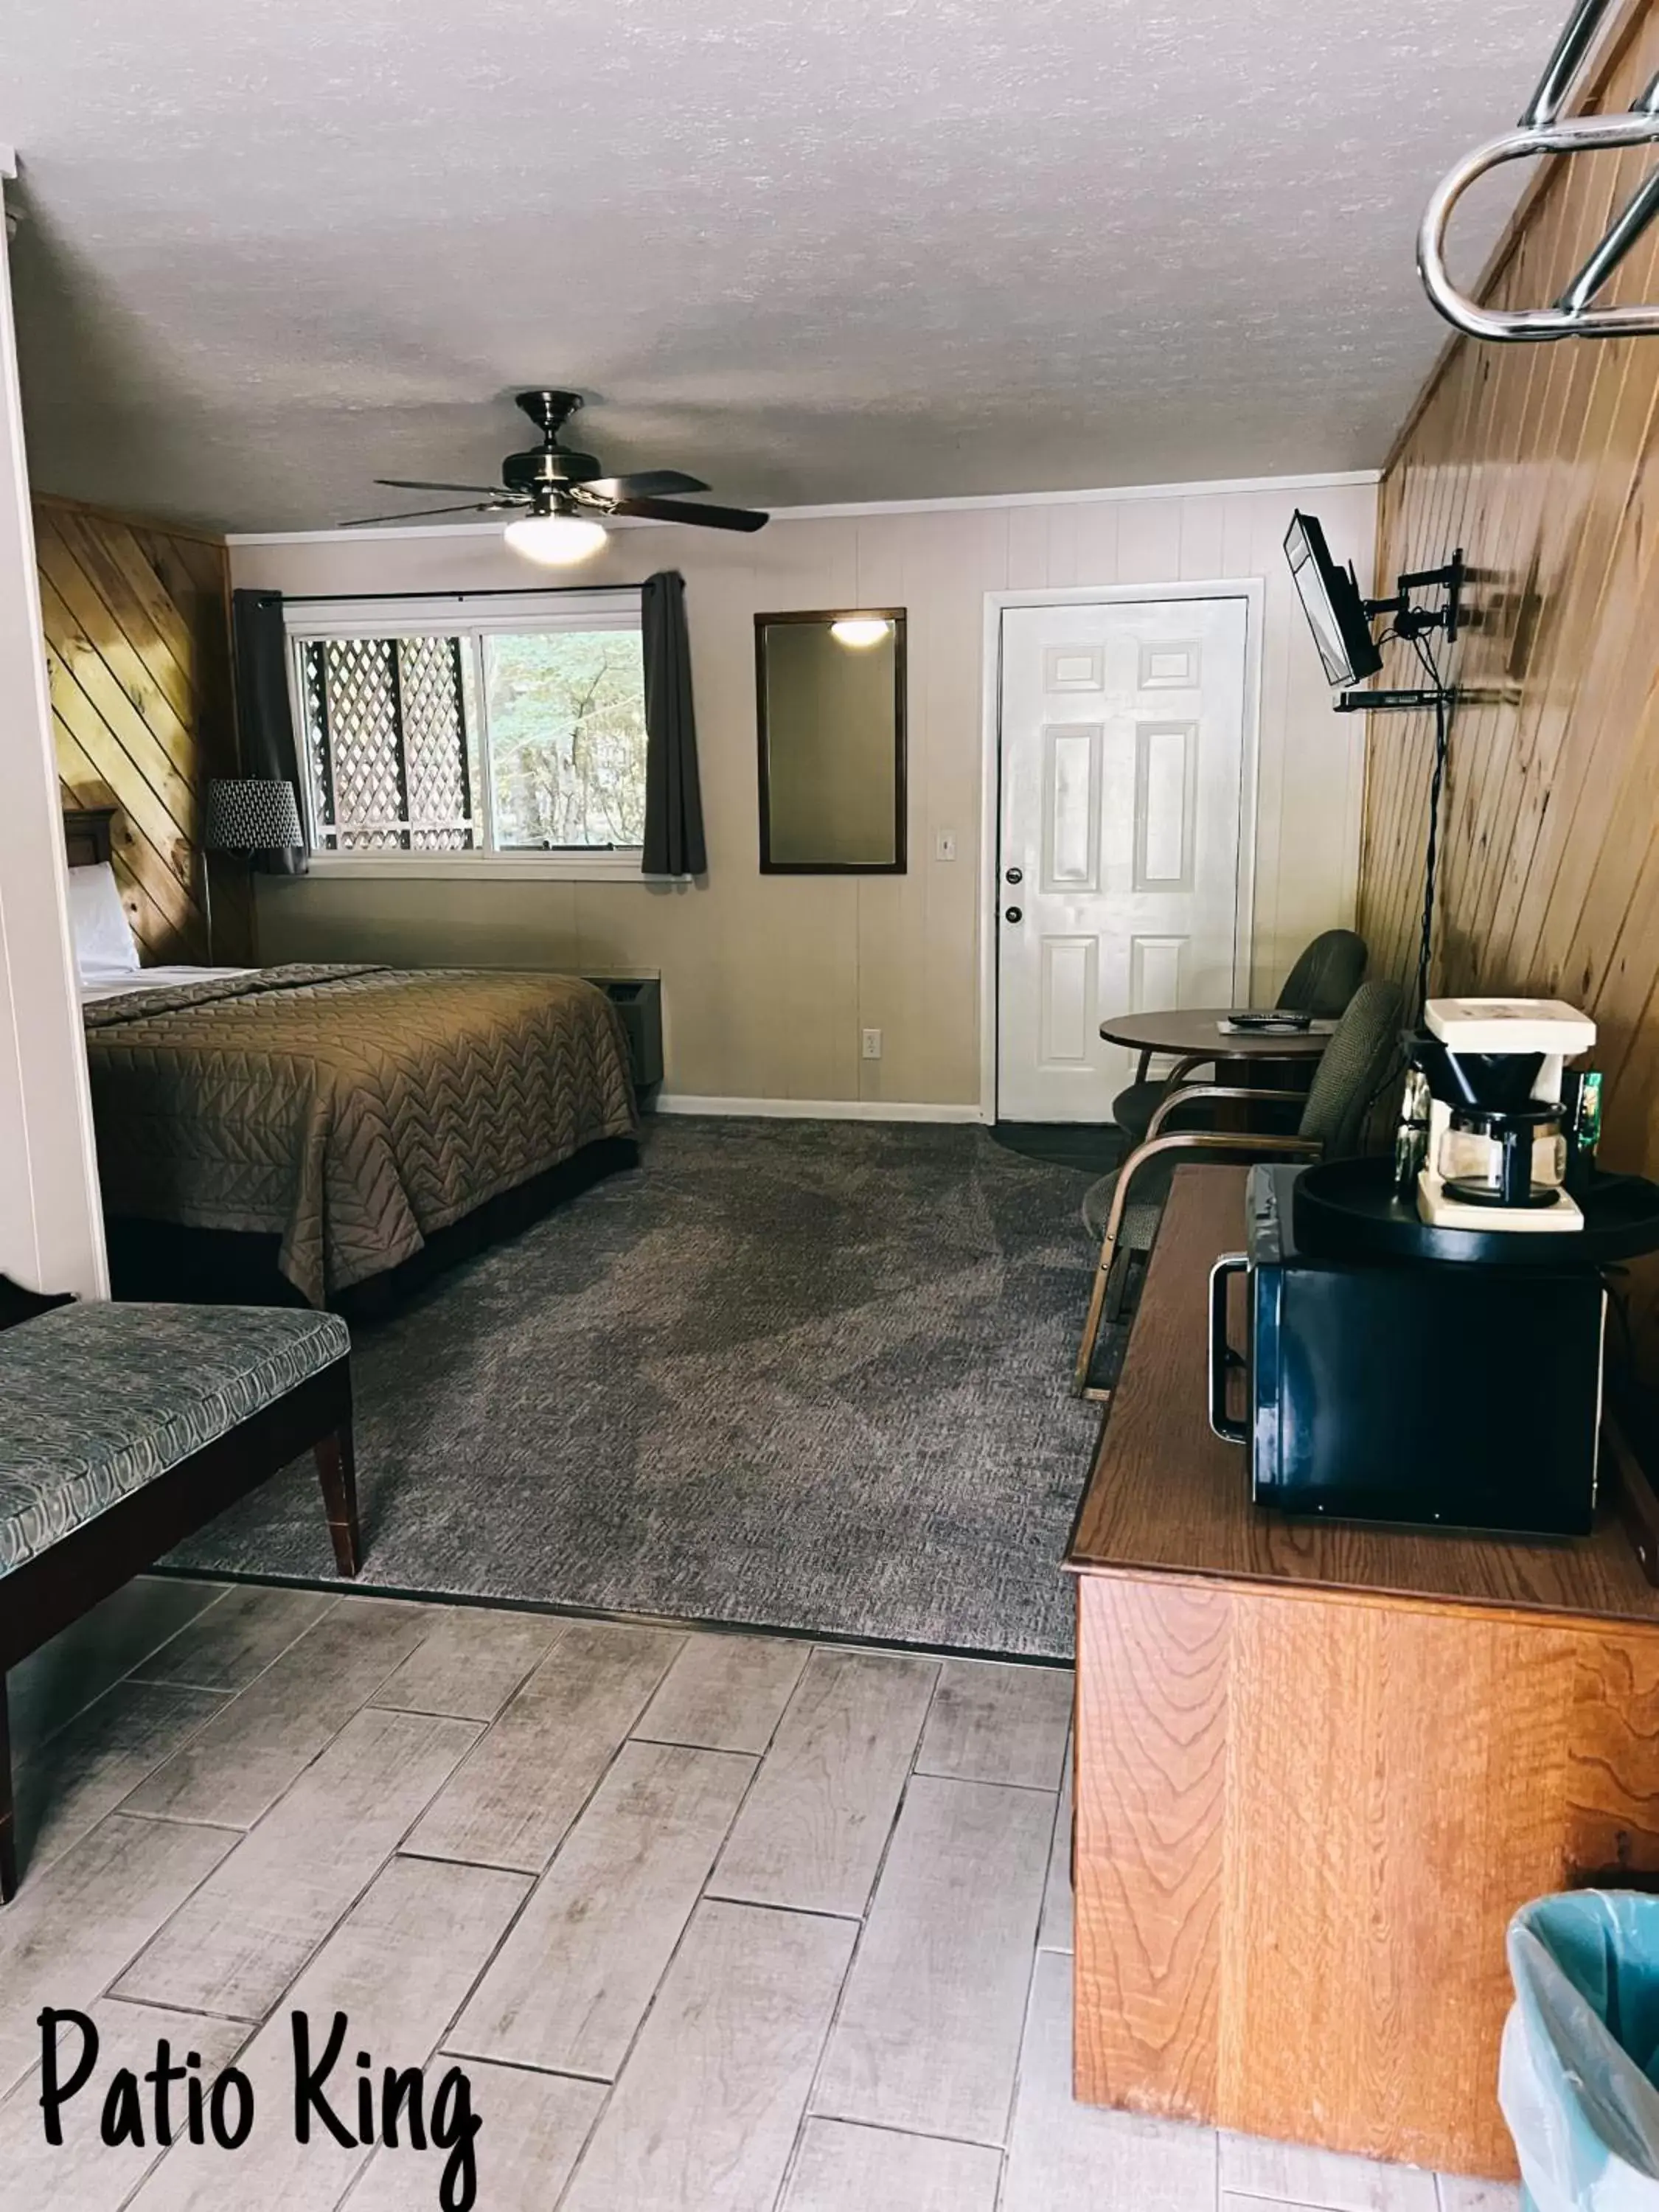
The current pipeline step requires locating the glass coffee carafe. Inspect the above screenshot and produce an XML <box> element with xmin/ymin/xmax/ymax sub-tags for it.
<box><xmin>1437</xmin><ymin>1104</ymin><xmax>1568</xmax><ymax>1208</ymax></box>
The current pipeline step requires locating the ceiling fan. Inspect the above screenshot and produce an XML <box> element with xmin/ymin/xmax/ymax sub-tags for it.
<box><xmin>340</xmin><ymin>389</ymin><xmax>770</xmax><ymax>564</ymax></box>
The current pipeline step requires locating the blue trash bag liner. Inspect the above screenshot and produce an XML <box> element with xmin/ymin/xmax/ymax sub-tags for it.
<box><xmin>1500</xmin><ymin>1891</ymin><xmax>1659</xmax><ymax>2212</ymax></box>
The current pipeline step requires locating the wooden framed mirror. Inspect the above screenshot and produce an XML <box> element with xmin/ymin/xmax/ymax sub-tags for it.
<box><xmin>755</xmin><ymin>610</ymin><xmax>906</xmax><ymax>873</ymax></box>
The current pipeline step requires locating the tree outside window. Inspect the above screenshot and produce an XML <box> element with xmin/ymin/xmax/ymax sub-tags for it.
<box><xmin>483</xmin><ymin>630</ymin><xmax>647</xmax><ymax>849</ymax></box>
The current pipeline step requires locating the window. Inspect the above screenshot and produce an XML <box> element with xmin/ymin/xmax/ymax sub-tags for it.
<box><xmin>288</xmin><ymin>591</ymin><xmax>648</xmax><ymax>873</ymax></box>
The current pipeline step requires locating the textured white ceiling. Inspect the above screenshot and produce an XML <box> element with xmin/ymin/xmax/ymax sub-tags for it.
<box><xmin>4</xmin><ymin>0</ymin><xmax>1565</xmax><ymax>530</ymax></box>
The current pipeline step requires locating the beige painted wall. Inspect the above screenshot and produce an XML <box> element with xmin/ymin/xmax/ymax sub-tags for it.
<box><xmin>0</xmin><ymin>193</ymin><xmax>107</xmax><ymax>1297</ymax></box>
<box><xmin>234</xmin><ymin>473</ymin><xmax>1377</xmax><ymax>1107</ymax></box>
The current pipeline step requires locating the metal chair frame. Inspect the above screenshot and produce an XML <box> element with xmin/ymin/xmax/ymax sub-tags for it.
<box><xmin>1071</xmin><ymin>1084</ymin><xmax>1321</xmax><ymax>1400</ymax></box>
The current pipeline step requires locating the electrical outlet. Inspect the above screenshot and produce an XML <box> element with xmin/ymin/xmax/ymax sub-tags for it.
<box><xmin>934</xmin><ymin>828</ymin><xmax>957</xmax><ymax>862</ymax></box>
<box><xmin>861</xmin><ymin>1028</ymin><xmax>883</xmax><ymax>1060</ymax></box>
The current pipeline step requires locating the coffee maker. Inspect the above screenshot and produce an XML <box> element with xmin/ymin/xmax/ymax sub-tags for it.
<box><xmin>1409</xmin><ymin>998</ymin><xmax>1596</xmax><ymax>1232</ymax></box>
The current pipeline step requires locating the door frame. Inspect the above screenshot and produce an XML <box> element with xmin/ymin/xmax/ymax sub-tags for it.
<box><xmin>978</xmin><ymin>580</ymin><xmax>1265</xmax><ymax>1123</ymax></box>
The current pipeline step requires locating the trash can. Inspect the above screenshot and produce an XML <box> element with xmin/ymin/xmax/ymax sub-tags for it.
<box><xmin>1500</xmin><ymin>1891</ymin><xmax>1659</xmax><ymax>2212</ymax></box>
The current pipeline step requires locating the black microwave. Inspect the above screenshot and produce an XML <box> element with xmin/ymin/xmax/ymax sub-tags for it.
<box><xmin>1208</xmin><ymin>1166</ymin><xmax>1604</xmax><ymax>1537</ymax></box>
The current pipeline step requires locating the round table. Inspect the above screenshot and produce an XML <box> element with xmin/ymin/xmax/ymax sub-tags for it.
<box><xmin>1099</xmin><ymin>1007</ymin><xmax>1335</xmax><ymax>1068</ymax></box>
<box><xmin>1098</xmin><ymin>1007</ymin><xmax>1335</xmax><ymax>1124</ymax></box>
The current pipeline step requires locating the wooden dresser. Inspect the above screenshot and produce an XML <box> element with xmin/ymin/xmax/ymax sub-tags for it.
<box><xmin>1065</xmin><ymin>1164</ymin><xmax>1659</xmax><ymax>2178</ymax></box>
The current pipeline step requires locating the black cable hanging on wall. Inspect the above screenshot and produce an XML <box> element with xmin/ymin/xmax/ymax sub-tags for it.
<box><xmin>1404</xmin><ymin>632</ymin><xmax>1453</xmax><ymax>1022</ymax></box>
<box><xmin>1335</xmin><ymin>565</ymin><xmax>1461</xmax><ymax>1023</ymax></box>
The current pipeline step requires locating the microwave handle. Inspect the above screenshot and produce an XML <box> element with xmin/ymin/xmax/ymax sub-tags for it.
<box><xmin>1208</xmin><ymin>1253</ymin><xmax>1250</xmax><ymax>1444</ymax></box>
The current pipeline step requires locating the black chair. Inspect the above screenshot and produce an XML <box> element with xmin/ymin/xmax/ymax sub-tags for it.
<box><xmin>1110</xmin><ymin>928</ymin><xmax>1368</xmax><ymax>1149</ymax></box>
<box><xmin>1074</xmin><ymin>978</ymin><xmax>1402</xmax><ymax>1399</ymax></box>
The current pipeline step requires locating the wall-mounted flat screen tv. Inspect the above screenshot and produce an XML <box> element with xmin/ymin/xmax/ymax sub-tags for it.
<box><xmin>1284</xmin><ymin>510</ymin><xmax>1382</xmax><ymax>687</ymax></box>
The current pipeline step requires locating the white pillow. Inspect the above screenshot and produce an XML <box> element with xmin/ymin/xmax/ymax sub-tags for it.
<box><xmin>66</xmin><ymin>862</ymin><xmax>140</xmax><ymax>977</ymax></box>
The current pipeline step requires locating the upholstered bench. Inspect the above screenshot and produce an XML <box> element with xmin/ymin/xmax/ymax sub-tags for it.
<box><xmin>0</xmin><ymin>1287</ymin><xmax>359</xmax><ymax>1903</ymax></box>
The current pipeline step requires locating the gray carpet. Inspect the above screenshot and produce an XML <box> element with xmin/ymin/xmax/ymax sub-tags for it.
<box><xmin>169</xmin><ymin>1118</ymin><xmax>1101</xmax><ymax>1659</ymax></box>
<box><xmin>990</xmin><ymin>1121</ymin><xmax>1126</xmax><ymax>1176</ymax></box>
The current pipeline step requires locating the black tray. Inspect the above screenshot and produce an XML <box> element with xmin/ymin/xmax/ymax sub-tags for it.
<box><xmin>1292</xmin><ymin>1156</ymin><xmax>1659</xmax><ymax>1269</ymax></box>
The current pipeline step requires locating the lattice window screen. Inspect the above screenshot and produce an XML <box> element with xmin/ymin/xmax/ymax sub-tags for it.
<box><xmin>300</xmin><ymin>644</ymin><xmax>337</xmax><ymax>839</ymax></box>
<box><xmin>299</xmin><ymin>636</ymin><xmax>473</xmax><ymax>851</ymax></box>
<box><xmin>397</xmin><ymin>637</ymin><xmax>473</xmax><ymax>851</ymax></box>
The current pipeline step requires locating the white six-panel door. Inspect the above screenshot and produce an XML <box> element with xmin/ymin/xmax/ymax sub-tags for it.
<box><xmin>995</xmin><ymin>595</ymin><xmax>1251</xmax><ymax>1123</ymax></box>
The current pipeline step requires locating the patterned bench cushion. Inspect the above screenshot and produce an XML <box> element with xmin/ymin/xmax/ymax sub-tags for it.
<box><xmin>0</xmin><ymin>1304</ymin><xmax>349</xmax><ymax>1578</ymax></box>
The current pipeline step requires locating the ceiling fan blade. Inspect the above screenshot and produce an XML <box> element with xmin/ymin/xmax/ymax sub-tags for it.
<box><xmin>610</xmin><ymin>497</ymin><xmax>770</xmax><ymax>533</ymax></box>
<box><xmin>338</xmin><ymin>502</ymin><xmax>504</xmax><ymax>526</ymax></box>
<box><xmin>583</xmin><ymin>470</ymin><xmax>710</xmax><ymax>500</ymax></box>
<box><xmin>373</xmin><ymin>477</ymin><xmax>507</xmax><ymax>495</ymax></box>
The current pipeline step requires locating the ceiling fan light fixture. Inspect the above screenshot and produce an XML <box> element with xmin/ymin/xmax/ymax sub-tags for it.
<box><xmin>349</xmin><ymin>392</ymin><xmax>767</xmax><ymax>540</ymax></box>
<box><xmin>503</xmin><ymin>512</ymin><xmax>608</xmax><ymax>566</ymax></box>
<box><xmin>830</xmin><ymin>616</ymin><xmax>891</xmax><ymax>650</ymax></box>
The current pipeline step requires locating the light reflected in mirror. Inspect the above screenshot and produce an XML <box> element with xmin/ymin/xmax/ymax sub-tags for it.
<box><xmin>757</xmin><ymin>610</ymin><xmax>906</xmax><ymax>873</ymax></box>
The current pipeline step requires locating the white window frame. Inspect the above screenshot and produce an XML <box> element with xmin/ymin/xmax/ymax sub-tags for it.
<box><xmin>283</xmin><ymin>589</ymin><xmax>653</xmax><ymax>881</ymax></box>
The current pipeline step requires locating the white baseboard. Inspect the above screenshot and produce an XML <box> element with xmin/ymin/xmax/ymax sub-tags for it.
<box><xmin>652</xmin><ymin>1094</ymin><xmax>990</xmax><ymax>1124</ymax></box>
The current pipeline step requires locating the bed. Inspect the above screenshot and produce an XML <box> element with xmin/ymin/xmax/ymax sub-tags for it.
<box><xmin>66</xmin><ymin>810</ymin><xmax>639</xmax><ymax>1306</ymax></box>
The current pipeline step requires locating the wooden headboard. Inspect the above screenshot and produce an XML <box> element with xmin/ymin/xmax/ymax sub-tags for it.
<box><xmin>63</xmin><ymin>807</ymin><xmax>117</xmax><ymax>869</ymax></box>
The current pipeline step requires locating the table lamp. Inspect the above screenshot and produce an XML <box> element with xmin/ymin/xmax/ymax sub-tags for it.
<box><xmin>202</xmin><ymin>777</ymin><xmax>302</xmax><ymax>960</ymax></box>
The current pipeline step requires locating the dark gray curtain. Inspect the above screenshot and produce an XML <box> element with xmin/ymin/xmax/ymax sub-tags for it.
<box><xmin>231</xmin><ymin>588</ymin><xmax>308</xmax><ymax>875</ymax></box>
<box><xmin>641</xmin><ymin>571</ymin><xmax>706</xmax><ymax>877</ymax></box>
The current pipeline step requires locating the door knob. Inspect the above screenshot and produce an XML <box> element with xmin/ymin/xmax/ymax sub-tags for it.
<box><xmin>1004</xmin><ymin>905</ymin><xmax>1023</xmax><ymax>923</ymax></box>
<box><xmin>1005</xmin><ymin>866</ymin><xmax>1023</xmax><ymax>885</ymax></box>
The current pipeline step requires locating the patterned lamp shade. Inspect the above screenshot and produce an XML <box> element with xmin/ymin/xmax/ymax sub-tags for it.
<box><xmin>204</xmin><ymin>778</ymin><xmax>303</xmax><ymax>854</ymax></box>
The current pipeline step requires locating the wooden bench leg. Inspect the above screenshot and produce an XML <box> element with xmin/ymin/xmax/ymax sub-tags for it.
<box><xmin>0</xmin><ymin>1674</ymin><xmax>17</xmax><ymax>1906</ymax></box>
<box><xmin>314</xmin><ymin>1425</ymin><xmax>362</xmax><ymax>1579</ymax></box>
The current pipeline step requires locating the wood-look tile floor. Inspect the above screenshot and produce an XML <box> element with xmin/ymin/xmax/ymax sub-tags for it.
<box><xmin>1</xmin><ymin>1579</ymin><xmax>1520</xmax><ymax>2212</ymax></box>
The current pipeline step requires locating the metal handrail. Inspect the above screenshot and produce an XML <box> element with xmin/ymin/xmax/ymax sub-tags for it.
<box><xmin>1418</xmin><ymin>0</ymin><xmax>1659</xmax><ymax>341</ymax></box>
<box><xmin>1522</xmin><ymin>0</ymin><xmax>1618</xmax><ymax>125</ymax></box>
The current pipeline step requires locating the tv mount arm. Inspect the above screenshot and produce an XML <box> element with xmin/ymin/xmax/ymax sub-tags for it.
<box><xmin>1419</xmin><ymin>0</ymin><xmax>1659</xmax><ymax>342</ymax></box>
<box><xmin>1334</xmin><ymin>552</ymin><xmax>1466</xmax><ymax>714</ymax></box>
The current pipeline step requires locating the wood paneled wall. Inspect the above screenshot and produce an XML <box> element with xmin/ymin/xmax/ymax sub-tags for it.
<box><xmin>35</xmin><ymin>494</ymin><xmax>248</xmax><ymax>961</ymax></box>
<box><xmin>1356</xmin><ymin>0</ymin><xmax>1659</xmax><ymax>1374</ymax></box>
